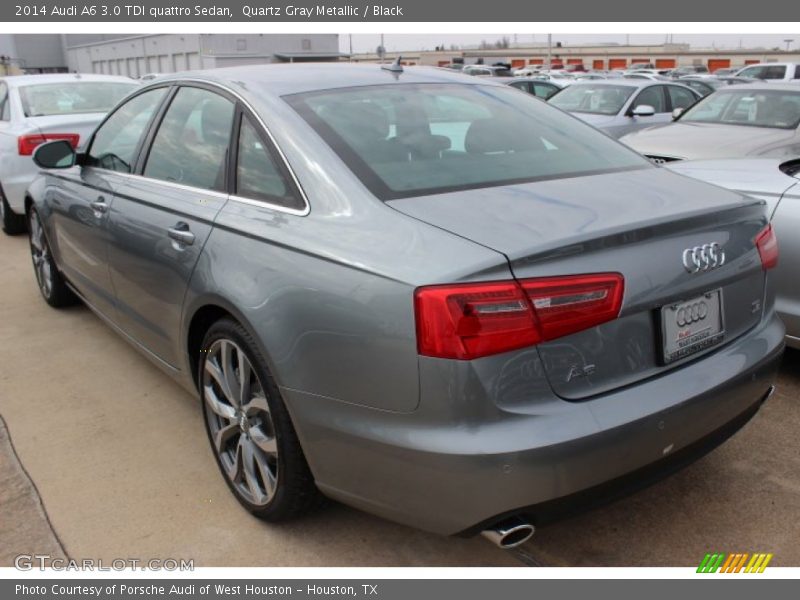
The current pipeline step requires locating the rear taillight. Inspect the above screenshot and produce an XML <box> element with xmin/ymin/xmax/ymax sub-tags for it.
<box><xmin>415</xmin><ymin>273</ymin><xmax>624</xmax><ymax>360</ymax></box>
<box><xmin>755</xmin><ymin>224</ymin><xmax>778</xmax><ymax>270</ymax></box>
<box><xmin>18</xmin><ymin>133</ymin><xmax>80</xmax><ymax>156</ymax></box>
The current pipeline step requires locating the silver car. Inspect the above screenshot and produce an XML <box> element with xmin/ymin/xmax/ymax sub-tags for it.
<box><xmin>666</xmin><ymin>158</ymin><xmax>800</xmax><ymax>349</ymax></box>
<box><xmin>0</xmin><ymin>74</ymin><xmax>138</xmax><ymax>234</ymax></box>
<box><xmin>25</xmin><ymin>65</ymin><xmax>783</xmax><ymax>546</ymax></box>
<box><xmin>621</xmin><ymin>84</ymin><xmax>800</xmax><ymax>163</ymax></box>
<box><xmin>548</xmin><ymin>80</ymin><xmax>701</xmax><ymax>138</ymax></box>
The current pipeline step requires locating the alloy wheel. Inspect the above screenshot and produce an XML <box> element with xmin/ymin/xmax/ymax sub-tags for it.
<box><xmin>29</xmin><ymin>210</ymin><xmax>53</xmax><ymax>299</ymax></box>
<box><xmin>202</xmin><ymin>338</ymin><xmax>279</xmax><ymax>506</ymax></box>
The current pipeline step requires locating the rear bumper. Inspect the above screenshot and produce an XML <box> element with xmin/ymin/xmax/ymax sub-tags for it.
<box><xmin>284</xmin><ymin>313</ymin><xmax>784</xmax><ymax>536</ymax></box>
<box><xmin>0</xmin><ymin>156</ymin><xmax>38</xmax><ymax>213</ymax></box>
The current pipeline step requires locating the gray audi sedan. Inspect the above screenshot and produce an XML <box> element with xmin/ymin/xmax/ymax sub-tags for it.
<box><xmin>547</xmin><ymin>79</ymin><xmax>701</xmax><ymax>138</ymax></box>
<box><xmin>25</xmin><ymin>64</ymin><xmax>783</xmax><ymax>548</ymax></box>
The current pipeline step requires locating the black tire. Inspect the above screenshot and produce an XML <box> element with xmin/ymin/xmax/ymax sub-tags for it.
<box><xmin>2</xmin><ymin>193</ymin><xmax>27</xmax><ymax>235</ymax></box>
<box><xmin>27</xmin><ymin>206</ymin><xmax>78</xmax><ymax>308</ymax></box>
<box><xmin>199</xmin><ymin>318</ymin><xmax>323</xmax><ymax>521</ymax></box>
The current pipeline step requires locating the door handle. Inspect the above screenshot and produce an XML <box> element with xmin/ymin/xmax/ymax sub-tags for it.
<box><xmin>167</xmin><ymin>223</ymin><xmax>195</xmax><ymax>246</ymax></box>
<box><xmin>89</xmin><ymin>197</ymin><xmax>108</xmax><ymax>214</ymax></box>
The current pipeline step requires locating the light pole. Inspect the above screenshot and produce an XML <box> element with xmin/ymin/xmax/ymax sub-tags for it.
<box><xmin>784</xmin><ymin>39</ymin><xmax>795</xmax><ymax>52</ymax></box>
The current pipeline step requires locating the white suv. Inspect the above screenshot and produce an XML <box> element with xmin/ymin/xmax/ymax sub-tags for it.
<box><xmin>735</xmin><ymin>63</ymin><xmax>800</xmax><ymax>84</ymax></box>
<box><xmin>0</xmin><ymin>73</ymin><xmax>137</xmax><ymax>234</ymax></box>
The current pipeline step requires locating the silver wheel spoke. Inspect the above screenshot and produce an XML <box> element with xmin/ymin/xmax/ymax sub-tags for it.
<box><xmin>205</xmin><ymin>356</ymin><xmax>234</xmax><ymax>403</ymax></box>
<box><xmin>250</xmin><ymin>426</ymin><xmax>277</xmax><ymax>456</ymax></box>
<box><xmin>241</xmin><ymin>439</ymin><xmax>267</xmax><ymax>504</ymax></box>
<box><xmin>244</xmin><ymin>393</ymin><xmax>269</xmax><ymax>416</ymax></box>
<box><xmin>204</xmin><ymin>385</ymin><xmax>236</xmax><ymax>419</ymax></box>
<box><xmin>221</xmin><ymin>341</ymin><xmax>242</xmax><ymax>408</ymax></box>
<box><xmin>238</xmin><ymin>356</ymin><xmax>252</xmax><ymax>408</ymax></box>
<box><xmin>213</xmin><ymin>421</ymin><xmax>239</xmax><ymax>453</ymax></box>
<box><xmin>226</xmin><ymin>436</ymin><xmax>244</xmax><ymax>481</ymax></box>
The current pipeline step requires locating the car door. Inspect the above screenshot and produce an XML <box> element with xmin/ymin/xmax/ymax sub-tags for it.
<box><xmin>105</xmin><ymin>84</ymin><xmax>235</xmax><ymax>367</ymax></box>
<box><xmin>607</xmin><ymin>85</ymin><xmax>667</xmax><ymax>138</ymax></box>
<box><xmin>772</xmin><ymin>182</ymin><xmax>800</xmax><ymax>339</ymax></box>
<box><xmin>47</xmin><ymin>86</ymin><xmax>169</xmax><ymax>318</ymax></box>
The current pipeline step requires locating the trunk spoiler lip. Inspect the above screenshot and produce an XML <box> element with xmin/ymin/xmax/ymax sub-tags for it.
<box><xmin>501</xmin><ymin>199</ymin><xmax>767</xmax><ymax>266</ymax></box>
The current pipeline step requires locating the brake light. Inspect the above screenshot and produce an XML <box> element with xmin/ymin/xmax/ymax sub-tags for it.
<box><xmin>755</xmin><ymin>224</ymin><xmax>778</xmax><ymax>270</ymax></box>
<box><xmin>18</xmin><ymin>133</ymin><xmax>80</xmax><ymax>156</ymax></box>
<box><xmin>414</xmin><ymin>273</ymin><xmax>624</xmax><ymax>360</ymax></box>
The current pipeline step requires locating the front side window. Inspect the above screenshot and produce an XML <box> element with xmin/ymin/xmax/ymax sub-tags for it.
<box><xmin>549</xmin><ymin>84</ymin><xmax>637</xmax><ymax>115</ymax></box>
<box><xmin>681</xmin><ymin>89</ymin><xmax>800</xmax><ymax>129</ymax></box>
<box><xmin>738</xmin><ymin>65</ymin><xmax>765</xmax><ymax>79</ymax></box>
<box><xmin>143</xmin><ymin>86</ymin><xmax>234</xmax><ymax>192</ymax></box>
<box><xmin>87</xmin><ymin>87</ymin><xmax>168</xmax><ymax>173</ymax></box>
<box><xmin>19</xmin><ymin>81</ymin><xmax>136</xmax><ymax>117</ymax></box>
<box><xmin>235</xmin><ymin>117</ymin><xmax>302</xmax><ymax>210</ymax></box>
<box><xmin>286</xmin><ymin>83</ymin><xmax>650</xmax><ymax>201</ymax></box>
<box><xmin>633</xmin><ymin>86</ymin><xmax>666</xmax><ymax>112</ymax></box>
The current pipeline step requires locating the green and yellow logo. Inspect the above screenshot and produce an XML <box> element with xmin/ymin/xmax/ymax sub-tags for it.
<box><xmin>697</xmin><ymin>552</ymin><xmax>773</xmax><ymax>573</ymax></box>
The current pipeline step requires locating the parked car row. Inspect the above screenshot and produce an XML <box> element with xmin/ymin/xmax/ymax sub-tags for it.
<box><xmin>0</xmin><ymin>64</ymin><xmax>792</xmax><ymax>549</ymax></box>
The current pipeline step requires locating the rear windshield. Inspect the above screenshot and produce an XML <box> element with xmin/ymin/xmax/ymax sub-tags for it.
<box><xmin>285</xmin><ymin>83</ymin><xmax>649</xmax><ymax>200</ymax></box>
<box><xmin>680</xmin><ymin>88</ymin><xmax>800</xmax><ymax>129</ymax></box>
<box><xmin>548</xmin><ymin>84</ymin><xmax>637</xmax><ymax>115</ymax></box>
<box><xmin>19</xmin><ymin>81</ymin><xmax>136</xmax><ymax>117</ymax></box>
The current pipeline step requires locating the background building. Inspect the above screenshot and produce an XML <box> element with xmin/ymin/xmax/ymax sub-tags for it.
<box><xmin>0</xmin><ymin>34</ymin><xmax>344</xmax><ymax>77</ymax></box>
<box><xmin>352</xmin><ymin>42</ymin><xmax>800</xmax><ymax>72</ymax></box>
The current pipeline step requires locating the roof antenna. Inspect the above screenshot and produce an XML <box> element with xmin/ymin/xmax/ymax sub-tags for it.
<box><xmin>382</xmin><ymin>56</ymin><xmax>404</xmax><ymax>74</ymax></box>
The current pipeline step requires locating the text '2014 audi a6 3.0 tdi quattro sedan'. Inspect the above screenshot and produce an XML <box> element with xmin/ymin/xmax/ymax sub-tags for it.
<box><xmin>25</xmin><ymin>64</ymin><xmax>784</xmax><ymax>549</ymax></box>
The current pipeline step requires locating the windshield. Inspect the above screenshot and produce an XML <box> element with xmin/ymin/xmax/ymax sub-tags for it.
<box><xmin>548</xmin><ymin>83</ymin><xmax>636</xmax><ymax>115</ymax></box>
<box><xmin>285</xmin><ymin>83</ymin><xmax>649</xmax><ymax>200</ymax></box>
<box><xmin>19</xmin><ymin>81</ymin><xmax>136</xmax><ymax>117</ymax></box>
<box><xmin>680</xmin><ymin>88</ymin><xmax>800</xmax><ymax>129</ymax></box>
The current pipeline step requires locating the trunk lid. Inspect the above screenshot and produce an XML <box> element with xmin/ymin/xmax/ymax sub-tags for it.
<box><xmin>389</xmin><ymin>167</ymin><xmax>769</xmax><ymax>399</ymax></box>
<box><xmin>25</xmin><ymin>113</ymin><xmax>107</xmax><ymax>151</ymax></box>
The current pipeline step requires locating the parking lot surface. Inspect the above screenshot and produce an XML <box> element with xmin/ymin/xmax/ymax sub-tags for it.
<box><xmin>1</xmin><ymin>232</ymin><xmax>798</xmax><ymax>567</ymax></box>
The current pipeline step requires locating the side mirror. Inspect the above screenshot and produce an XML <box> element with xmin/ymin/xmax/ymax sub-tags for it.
<box><xmin>32</xmin><ymin>140</ymin><xmax>77</xmax><ymax>169</ymax></box>
<box><xmin>631</xmin><ymin>104</ymin><xmax>656</xmax><ymax>117</ymax></box>
<box><xmin>672</xmin><ymin>107</ymin><xmax>685</xmax><ymax>120</ymax></box>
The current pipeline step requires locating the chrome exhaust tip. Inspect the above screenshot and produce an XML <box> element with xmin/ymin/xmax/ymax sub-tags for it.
<box><xmin>481</xmin><ymin>517</ymin><xmax>535</xmax><ymax>549</ymax></box>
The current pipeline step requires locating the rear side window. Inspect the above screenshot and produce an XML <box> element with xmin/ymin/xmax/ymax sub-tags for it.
<box><xmin>286</xmin><ymin>83</ymin><xmax>649</xmax><ymax>201</ymax></box>
<box><xmin>87</xmin><ymin>87</ymin><xmax>167</xmax><ymax>173</ymax></box>
<box><xmin>533</xmin><ymin>83</ymin><xmax>558</xmax><ymax>99</ymax></box>
<box><xmin>764</xmin><ymin>66</ymin><xmax>787</xmax><ymax>80</ymax></box>
<box><xmin>144</xmin><ymin>86</ymin><xmax>234</xmax><ymax>192</ymax></box>
<box><xmin>794</xmin><ymin>65</ymin><xmax>800</xmax><ymax>79</ymax></box>
<box><xmin>235</xmin><ymin>116</ymin><xmax>303</xmax><ymax>210</ymax></box>
<box><xmin>667</xmin><ymin>85</ymin><xmax>698</xmax><ymax>109</ymax></box>
<box><xmin>0</xmin><ymin>84</ymin><xmax>8</xmax><ymax>121</ymax></box>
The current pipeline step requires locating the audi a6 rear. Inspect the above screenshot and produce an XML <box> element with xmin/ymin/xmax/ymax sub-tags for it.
<box><xmin>26</xmin><ymin>64</ymin><xmax>784</xmax><ymax>546</ymax></box>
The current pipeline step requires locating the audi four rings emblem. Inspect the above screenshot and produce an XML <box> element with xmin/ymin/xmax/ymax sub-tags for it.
<box><xmin>682</xmin><ymin>243</ymin><xmax>725</xmax><ymax>273</ymax></box>
<box><xmin>676</xmin><ymin>301</ymin><xmax>709</xmax><ymax>327</ymax></box>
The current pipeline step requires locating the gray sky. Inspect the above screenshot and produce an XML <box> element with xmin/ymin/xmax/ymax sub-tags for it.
<box><xmin>339</xmin><ymin>34</ymin><xmax>800</xmax><ymax>53</ymax></box>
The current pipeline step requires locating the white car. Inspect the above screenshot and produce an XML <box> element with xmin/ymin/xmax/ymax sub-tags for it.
<box><xmin>734</xmin><ymin>63</ymin><xmax>800</xmax><ymax>84</ymax></box>
<box><xmin>0</xmin><ymin>73</ymin><xmax>138</xmax><ymax>234</ymax></box>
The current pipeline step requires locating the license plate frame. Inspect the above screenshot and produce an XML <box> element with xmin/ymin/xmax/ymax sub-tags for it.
<box><xmin>660</xmin><ymin>289</ymin><xmax>725</xmax><ymax>364</ymax></box>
